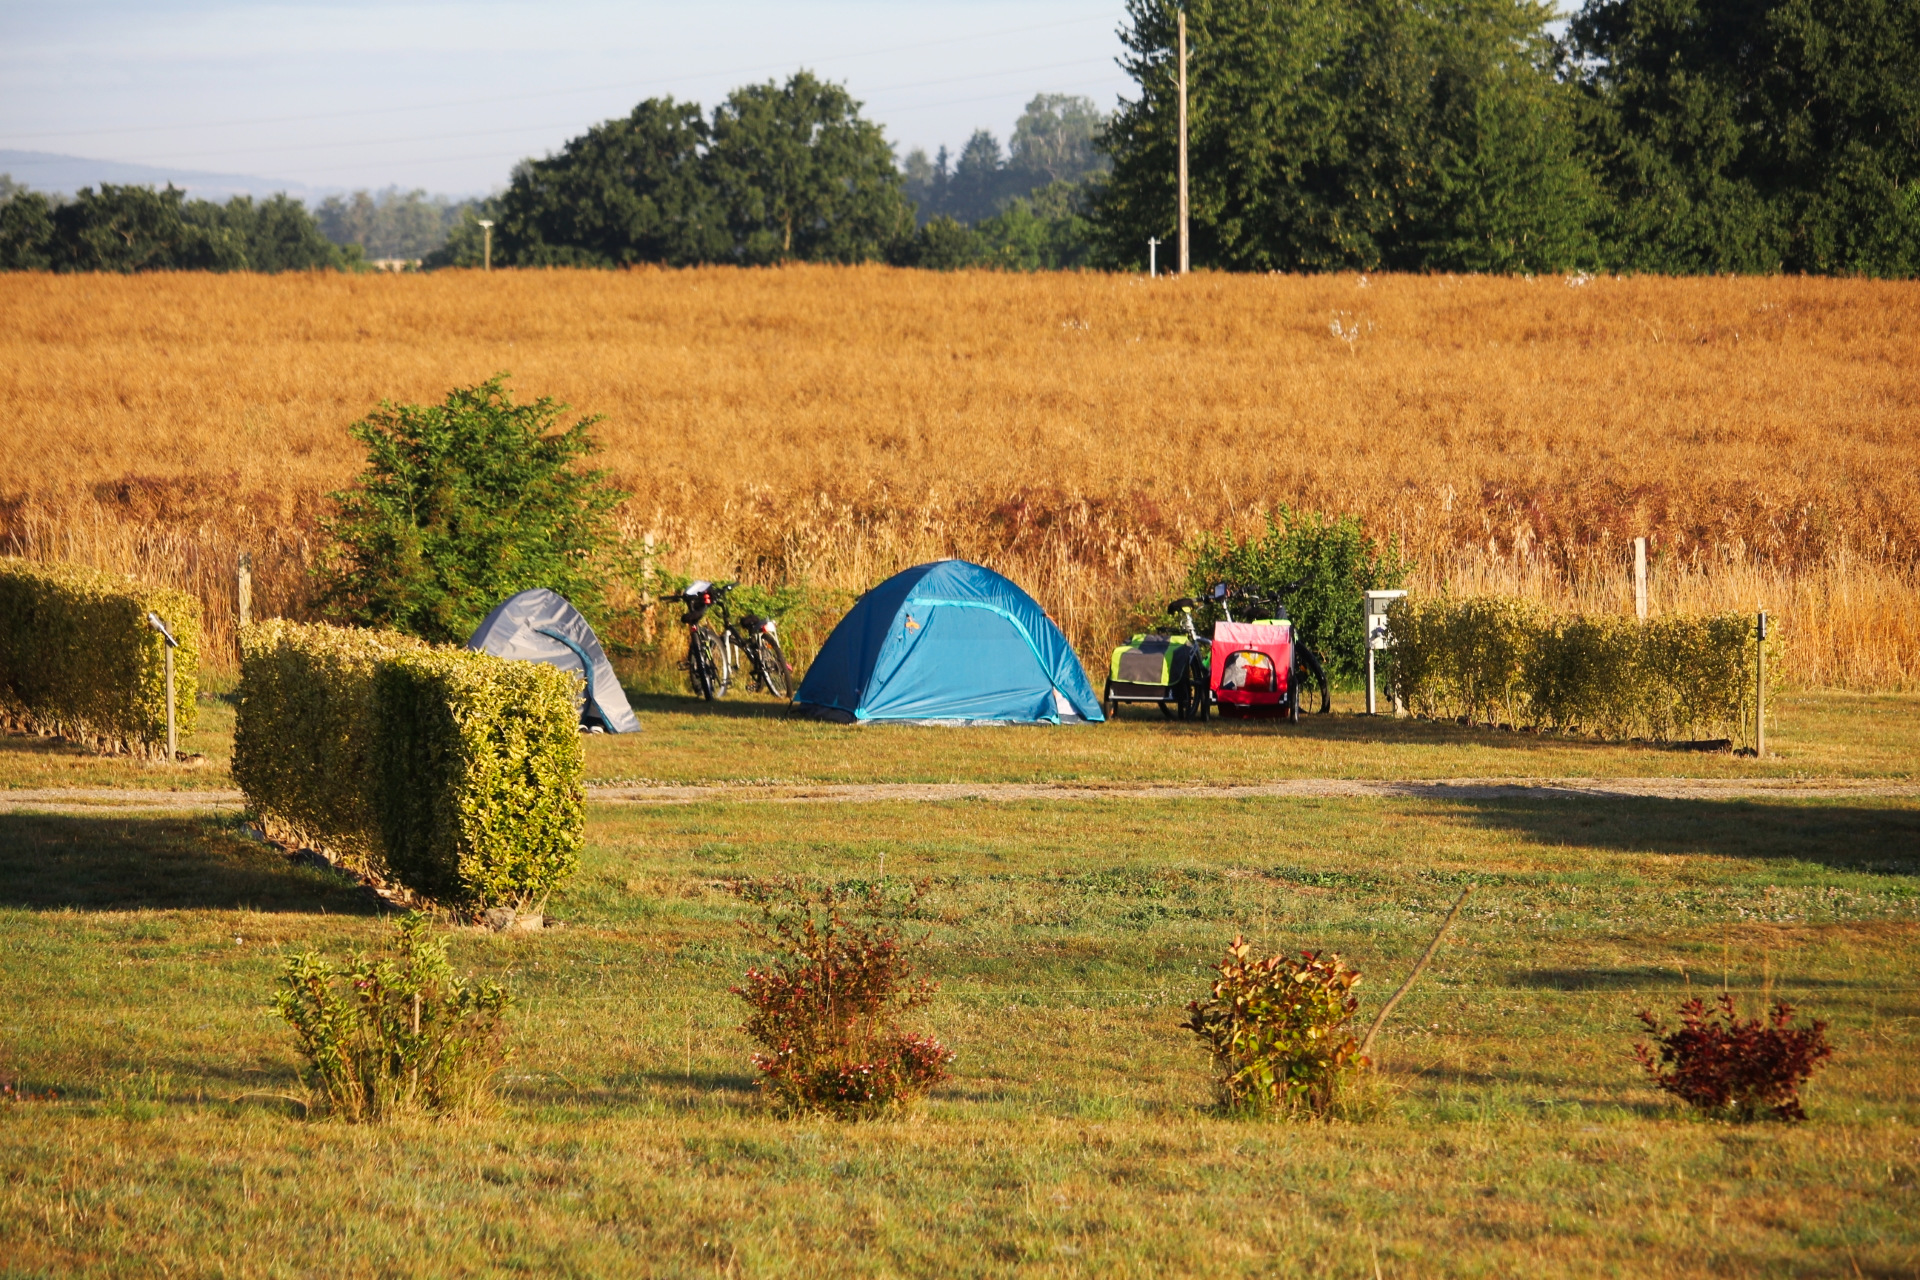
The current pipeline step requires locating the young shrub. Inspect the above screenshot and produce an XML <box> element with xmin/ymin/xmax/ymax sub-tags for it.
<box><xmin>0</xmin><ymin>557</ymin><xmax>200</xmax><ymax>755</ymax></box>
<box><xmin>1185</xmin><ymin>936</ymin><xmax>1366</xmax><ymax>1117</ymax></box>
<box><xmin>316</xmin><ymin>374</ymin><xmax>639</xmax><ymax>645</ymax></box>
<box><xmin>273</xmin><ymin>912</ymin><xmax>510</xmax><ymax>1121</ymax></box>
<box><xmin>730</xmin><ymin>879</ymin><xmax>954</xmax><ymax>1117</ymax></box>
<box><xmin>1635</xmin><ymin>994</ymin><xmax>1834</xmax><ymax>1122</ymax></box>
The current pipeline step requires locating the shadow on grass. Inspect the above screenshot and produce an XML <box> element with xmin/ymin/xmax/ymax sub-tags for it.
<box><xmin>628</xmin><ymin>693</ymin><xmax>802</xmax><ymax>722</ymax></box>
<box><xmin>1509</xmin><ymin>967</ymin><xmax>1899</xmax><ymax>991</ymax></box>
<box><xmin>1444</xmin><ymin>796</ymin><xmax>1920</xmax><ymax>875</ymax></box>
<box><xmin>0</xmin><ymin>813</ymin><xmax>381</xmax><ymax>913</ymax></box>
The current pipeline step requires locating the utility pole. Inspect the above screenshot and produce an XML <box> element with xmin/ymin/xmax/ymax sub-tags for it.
<box><xmin>1148</xmin><ymin>237</ymin><xmax>1159</xmax><ymax>277</ymax></box>
<box><xmin>478</xmin><ymin>219</ymin><xmax>494</xmax><ymax>271</ymax></box>
<box><xmin>1176</xmin><ymin>8</ymin><xmax>1190</xmax><ymax>276</ymax></box>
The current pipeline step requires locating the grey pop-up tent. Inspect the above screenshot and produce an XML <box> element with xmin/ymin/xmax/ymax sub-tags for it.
<box><xmin>465</xmin><ymin>588</ymin><xmax>641</xmax><ymax>733</ymax></box>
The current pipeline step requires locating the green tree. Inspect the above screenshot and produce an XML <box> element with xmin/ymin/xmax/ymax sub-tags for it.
<box><xmin>48</xmin><ymin>184</ymin><xmax>246</xmax><ymax>272</ymax></box>
<box><xmin>1009</xmin><ymin>94</ymin><xmax>1110</xmax><ymax>185</ymax></box>
<box><xmin>194</xmin><ymin>194</ymin><xmax>356</xmax><ymax>272</ymax></box>
<box><xmin>316</xmin><ymin>188</ymin><xmax>478</xmax><ymax>260</ymax></box>
<box><xmin>495</xmin><ymin>98</ymin><xmax>728</xmax><ymax>266</ymax></box>
<box><xmin>1097</xmin><ymin>0</ymin><xmax>1596</xmax><ymax>272</ymax></box>
<box><xmin>1184</xmin><ymin>509</ymin><xmax>1408</xmax><ymax>683</ymax></box>
<box><xmin>889</xmin><ymin>215</ymin><xmax>985</xmax><ymax>269</ymax></box>
<box><xmin>705</xmin><ymin>71</ymin><xmax>913</xmax><ymax>263</ymax></box>
<box><xmin>1569</xmin><ymin>0</ymin><xmax>1920</xmax><ymax>274</ymax></box>
<box><xmin>0</xmin><ymin>185</ymin><xmax>54</xmax><ymax>270</ymax></box>
<box><xmin>318</xmin><ymin>375</ymin><xmax>634</xmax><ymax>644</ymax></box>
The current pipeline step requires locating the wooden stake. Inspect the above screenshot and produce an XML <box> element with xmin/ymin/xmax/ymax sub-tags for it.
<box><xmin>1633</xmin><ymin>537</ymin><xmax>1647</xmax><ymax>621</ymax></box>
<box><xmin>1359</xmin><ymin>885</ymin><xmax>1474</xmax><ymax>1060</ymax></box>
<box><xmin>164</xmin><ymin>644</ymin><xmax>176</xmax><ymax>761</ymax></box>
<box><xmin>237</xmin><ymin>552</ymin><xmax>252</xmax><ymax>629</ymax></box>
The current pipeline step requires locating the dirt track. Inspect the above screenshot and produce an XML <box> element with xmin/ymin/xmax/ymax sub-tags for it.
<box><xmin>2</xmin><ymin>778</ymin><xmax>1915</xmax><ymax>816</ymax></box>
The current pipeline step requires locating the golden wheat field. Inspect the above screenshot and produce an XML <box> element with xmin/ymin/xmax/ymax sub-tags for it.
<box><xmin>2</xmin><ymin>266</ymin><xmax>1915</xmax><ymax>686</ymax></box>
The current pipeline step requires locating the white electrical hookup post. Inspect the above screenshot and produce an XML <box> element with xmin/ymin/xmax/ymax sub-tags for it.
<box><xmin>147</xmin><ymin>612</ymin><xmax>179</xmax><ymax>761</ymax></box>
<box><xmin>1148</xmin><ymin>237</ymin><xmax>1159</xmax><ymax>277</ymax></box>
<box><xmin>478</xmin><ymin>220</ymin><xmax>494</xmax><ymax>271</ymax></box>
<box><xmin>1363</xmin><ymin>590</ymin><xmax>1407</xmax><ymax>715</ymax></box>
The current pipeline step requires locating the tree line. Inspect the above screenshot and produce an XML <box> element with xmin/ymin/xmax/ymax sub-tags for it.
<box><xmin>3</xmin><ymin>0</ymin><xmax>1914</xmax><ymax>276</ymax></box>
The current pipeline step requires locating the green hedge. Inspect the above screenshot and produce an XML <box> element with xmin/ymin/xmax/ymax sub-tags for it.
<box><xmin>1387</xmin><ymin>597</ymin><xmax>1781</xmax><ymax>744</ymax></box>
<box><xmin>236</xmin><ymin>620</ymin><xmax>585</xmax><ymax>908</ymax></box>
<box><xmin>0</xmin><ymin>557</ymin><xmax>200</xmax><ymax>754</ymax></box>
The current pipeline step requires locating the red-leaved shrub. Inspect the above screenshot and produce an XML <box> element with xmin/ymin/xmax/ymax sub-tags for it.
<box><xmin>1635</xmin><ymin>994</ymin><xmax>1834</xmax><ymax>1122</ymax></box>
<box><xmin>730</xmin><ymin>879</ymin><xmax>954</xmax><ymax>1117</ymax></box>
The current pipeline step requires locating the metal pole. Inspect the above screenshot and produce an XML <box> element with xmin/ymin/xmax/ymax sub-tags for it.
<box><xmin>1366</xmin><ymin>645</ymin><xmax>1377</xmax><ymax>716</ymax></box>
<box><xmin>1176</xmin><ymin>9</ymin><xmax>1189</xmax><ymax>276</ymax></box>
<box><xmin>1148</xmin><ymin>237</ymin><xmax>1159</xmax><ymax>278</ymax></box>
<box><xmin>1755</xmin><ymin>611</ymin><xmax>1768</xmax><ymax>758</ymax></box>
<box><xmin>478</xmin><ymin>219</ymin><xmax>494</xmax><ymax>271</ymax></box>
<box><xmin>164</xmin><ymin>645</ymin><xmax>176</xmax><ymax>761</ymax></box>
<box><xmin>1633</xmin><ymin>537</ymin><xmax>1647</xmax><ymax>621</ymax></box>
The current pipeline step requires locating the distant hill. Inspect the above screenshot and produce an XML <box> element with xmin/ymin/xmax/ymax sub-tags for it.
<box><xmin>0</xmin><ymin>150</ymin><xmax>341</xmax><ymax>204</ymax></box>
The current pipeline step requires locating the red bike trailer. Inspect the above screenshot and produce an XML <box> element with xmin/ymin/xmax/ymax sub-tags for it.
<box><xmin>1208</xmin><ymin>620</ymin><xmax>1300</xmax><ymax>719</ymax></box>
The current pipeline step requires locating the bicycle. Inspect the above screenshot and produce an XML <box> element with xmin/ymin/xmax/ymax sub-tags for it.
<box><xmin>678</xmin><ymin>580</ymin><xmax>792</xmax><ymax>701</ymax></box>
<box><xmin>1163</xmin><ymin>595</ymin><xmax>1212</xmax><ymax>722</ymax></box>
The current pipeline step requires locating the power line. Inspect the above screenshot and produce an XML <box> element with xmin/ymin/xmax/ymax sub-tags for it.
<box><xmin>111</xmin><ymin>57</ymin><xmax>1122</xmax><ymax>168</ymax></box>
<box><xmin>0</xmin><ymin>12</ymin><xmax>1120</xmax><ymax>146</ymax></box>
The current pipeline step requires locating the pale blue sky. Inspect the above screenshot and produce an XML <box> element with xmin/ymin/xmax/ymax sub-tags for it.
<box><xmin>0</xmin><ymin>2</ymin><xmax>1135</xmax><ymax>196</ymax></box>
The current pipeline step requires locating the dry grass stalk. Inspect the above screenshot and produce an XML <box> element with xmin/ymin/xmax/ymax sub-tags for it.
<box><xmin>2</xmin><ymin>268</ymin><xmax>1913</xmax><ymax>685</ymax></box>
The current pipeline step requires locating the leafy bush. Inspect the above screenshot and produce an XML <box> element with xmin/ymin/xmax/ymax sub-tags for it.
<box><xmin>1183</xmin><ymin>509</ymin><xmax>1409</xmax><ymax>682</ymax></box>
<box><xmin>1185</xmin><ymin>936</ymin><xmax>1367</xmax><ymax>1116</ymax></box>
<box><xmin>318</xmin><ymin>375</ymin><xmax>639</xmax><ymax>645</ymax></box>
<box><xmin>1388</xmin><ymin>596</ymin><xmax>1780</xmax><ymax>742</ymax></box>
<box><xmin>0</xmin><ymin>557</ymin><xmax>200</xmax><ymax>755</ymax></box>
<box><xmin>236</xmin><ymin>620</ymin><xmax>585</xmax><ymax>908</ymax></box>
<box><xmin>1635</xmin><ymin>995</ymin><xmax>1834</xmax><ymax>1122</ymax></box>
<box><xmin>730</xmin><ymin>879</ymin><xmax>954</xmax><ymax>1117</ymax></box>
<box><xmin>274</xmin><ymin>913</ymin><xmax>509</xmax><ymax>1121</ymax></box>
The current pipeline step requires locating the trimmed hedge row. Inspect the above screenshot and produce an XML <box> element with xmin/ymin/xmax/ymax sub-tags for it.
<box><xmin>1387</xmin><ymin>597</ymin><xmax>1780</xmax><ymax>744</ymax></box>
<box><xmin>0</xmin><ymin>557</ymin><xmax>201</xmax><ymax>754</ymax></box>
<box><xmin>235</xmin><ymin>620</ymin><xmax>585</xmax><ymax>908</ymax></box>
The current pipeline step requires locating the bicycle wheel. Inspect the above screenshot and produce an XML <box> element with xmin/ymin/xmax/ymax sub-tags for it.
<box><xmin>712</xmin><ymin>632</ymin><xmax>733</xmax><ymax>699</ymax></box>
<box><xmin>1299</xmin><ymin>644</ymin><xmax>1332</xmax><ymax>715</ymax></box>
<box><xmin>1285</xmin><ymin>657</ymin><xmax>1302</xmax><ymax>724</ymax></box>
<box><xmin>687</xmin><ymin>628</ymin><xmax>717</xmax><ymax>701</ymax></box>
<box><xmin>753</xmin><ymin>634</ymin><xmax>792</xmax><ymax>698</ymax></box>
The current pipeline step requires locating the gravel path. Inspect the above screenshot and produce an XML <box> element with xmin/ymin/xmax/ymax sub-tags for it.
<box><xmin>2</xmin><ymin>778</ymin><xmax>1915</xmax><ymax>815</ymax></box>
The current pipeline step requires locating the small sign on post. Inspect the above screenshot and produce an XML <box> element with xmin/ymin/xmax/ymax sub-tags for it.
<box><xmin>1363</xmin><ymin>590</ymin><xmax>1407</xmax><ymax>715</ymax></box>
<box><xmin>146</xmin><ymin>612</ymin><xmax>179</xmax><ymax>761</ymax></box>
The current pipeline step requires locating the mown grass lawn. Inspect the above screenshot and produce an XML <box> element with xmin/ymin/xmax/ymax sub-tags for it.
<box><xmin>1</xmin><ymin>793</ymin><xmax>1915</xmax><ymax>1276</ymax></box>
<box><xmin>2</xmin><ymin>689</ymin><xmax>1915</xmax><ymax>791</ymax></box>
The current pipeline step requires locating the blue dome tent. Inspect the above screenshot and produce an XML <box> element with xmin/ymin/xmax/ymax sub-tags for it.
<box><xmin>795</xmin><ymin>561</ymin><xmax>1104</xmax><ymax>724</ymax></box>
